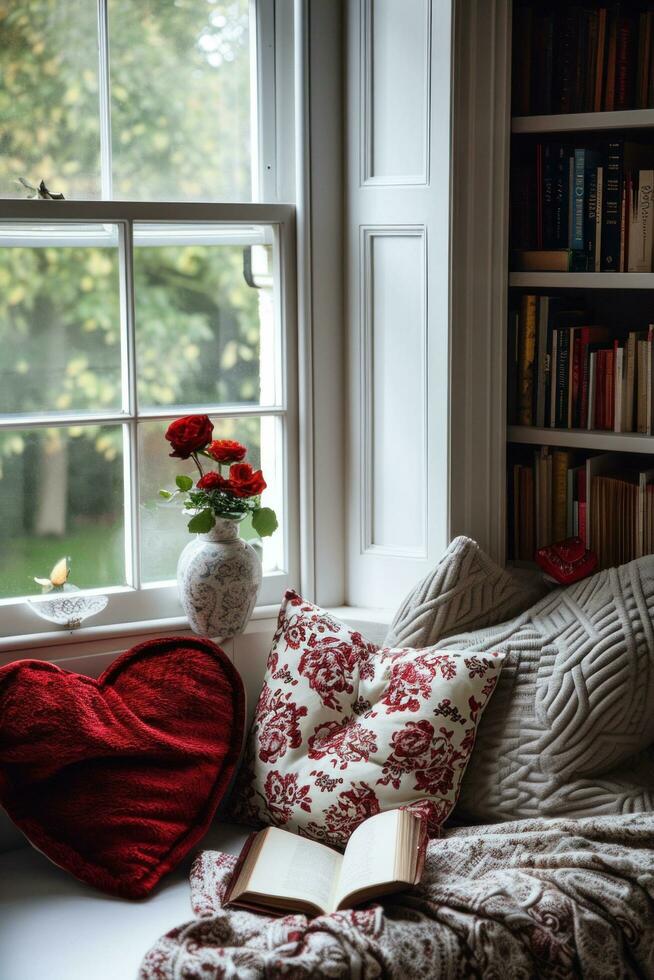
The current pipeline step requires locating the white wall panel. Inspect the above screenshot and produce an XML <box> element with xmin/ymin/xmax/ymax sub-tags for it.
<box><xmin>363</xmin><ymin>0</ymin><xmax>431</xmax><ymax>183</ymax></box>
<box><xmin>362</xmin><ymin>228</ymin><xmax>427</xmax><ymax>555</ymax></box>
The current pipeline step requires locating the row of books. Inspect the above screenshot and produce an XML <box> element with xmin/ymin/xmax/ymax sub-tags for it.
<box><xmin>513</xmin><ymin>4</ymin><xmax>654</xmax><ymax>117</ymax></box>
<box><xmin>511</xmin><ymin>141</ymin><xmax>654</xmax><ymax>272</ymax></box>
<box><xmin>509</xmin><ymin>295</ymin><xmax>654</xmax><ymax>433</ymax></box>
<box><xmin>509</xmin><ymin>449</ymin><xmax>654</xmax><ymax>568</ymax></box>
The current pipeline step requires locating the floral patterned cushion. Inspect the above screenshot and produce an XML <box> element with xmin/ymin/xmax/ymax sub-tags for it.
<box><xmin>229</xmin><ymin>591</ymin><xmax>504</xmax><ymax>846</ymax></box>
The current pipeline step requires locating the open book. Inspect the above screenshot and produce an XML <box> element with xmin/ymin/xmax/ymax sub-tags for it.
<box><xmin>224</xmin><ymin>808</ymin><xmax>426</xmax><ymax>917</ymax></box>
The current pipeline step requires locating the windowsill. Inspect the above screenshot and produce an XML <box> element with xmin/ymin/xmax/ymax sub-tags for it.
<box><xmin>0</xmin><ymin>604</ymin><xmax>394</xmax><ymax>656</ymax></box>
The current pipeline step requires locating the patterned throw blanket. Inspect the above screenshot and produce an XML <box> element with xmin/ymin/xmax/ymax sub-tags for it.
<box><xmin>140</xmin><ymin>813</ymin><xmax>654</xmax><ymax>979</ymax></box>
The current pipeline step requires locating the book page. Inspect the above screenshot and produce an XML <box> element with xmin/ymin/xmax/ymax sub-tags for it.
<box><xmin>333</xmin><ymin>810</ymin><xmax>403</xmax><ymax>910</ymax></box>
<box><xmin>243</xmin><ymin>827</ymin><xmax>343</xmax><ymax>913</ymax></box>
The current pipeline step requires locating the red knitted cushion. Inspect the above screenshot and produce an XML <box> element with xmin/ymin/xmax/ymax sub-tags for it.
<box><xmin>0</xmin><ymin>636</ymin><xmax>245</xmax><ymax>899</ymax></box>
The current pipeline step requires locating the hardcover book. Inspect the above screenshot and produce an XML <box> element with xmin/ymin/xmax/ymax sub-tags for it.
<box><xmin>224</xmin><ymin>809</ymin><xmax>426</xmax><ymax>918</ymax></box>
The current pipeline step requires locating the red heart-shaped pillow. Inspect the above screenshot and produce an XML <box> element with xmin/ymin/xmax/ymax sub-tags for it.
<box><xmin>0</xmin><ymin>636</ymin><xmax>245</xmax><ymax>898</ymax></box>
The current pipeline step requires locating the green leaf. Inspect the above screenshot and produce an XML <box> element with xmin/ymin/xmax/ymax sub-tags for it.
<box><xmin>159</xmin><ymin>489</ymin><xmax>173</xmax><ymax>499</ymax></box>
<box><xmin>188</xmin><ymin>509</ymin><xmax>215</xmax><ymax>534</ymax></box>
<box><xmin>251</xmin><ymin>507</ymin><xmax>278</xmax><ymax>538</ymax></box>
<box><xmin>175</xmin><ymin>474</ymin><xmax>193</xmax><ymax>492</ymax></box>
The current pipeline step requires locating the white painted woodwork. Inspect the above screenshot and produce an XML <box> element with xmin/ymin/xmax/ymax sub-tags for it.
<box><xmin>508</xmin><ymin>426</ymin><xmax>654</xmax><ymax>453</ymax></box>
<box><xmin>345</xmin><ymin>0</ymin><xmax>452</xmax><ymax>607</ymax></box>
<box><xmin>295</xmin><ymin>0</ymin><xmax>345</xmax><ymax>606</ymax></box>
<box><xmin>512</xmin><ymin>108</ymin><xmax>654</xmax><ymax>134</ymax></box>
<box><xmin>510</xmin><ymin>272</ymin><xmax>654</xmax><ymax>289</ymax></box>
<box><xmin>364</xmin><ymin>0</ymin><xmax>431</xmax><ymax>183</ymax></box>
<box><xmin>448</xmin><ymin>0</ymin><xmax>512</xmax><ymax>563</ymax></box>
<box><xmin>365</xmin><ymin>229</ymin><xmax>427</xmax><ymax>554</ymax></box>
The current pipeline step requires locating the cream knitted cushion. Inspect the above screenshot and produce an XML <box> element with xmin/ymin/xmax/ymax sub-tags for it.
<box><xmin>385</xmin><ymin>535</ymin><xmax>544</xmax><ymax>649</ymax></box>
<box><xmin>388</xmin><ymin>539</ymin><xmax>654</xmax><ymax>822</ymax></box>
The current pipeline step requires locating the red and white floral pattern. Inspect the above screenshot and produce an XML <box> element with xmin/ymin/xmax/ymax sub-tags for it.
<box><xmin>230</xmin><ymin>590</ymin><xmax>504</xmax><ymax>846</ymax></box>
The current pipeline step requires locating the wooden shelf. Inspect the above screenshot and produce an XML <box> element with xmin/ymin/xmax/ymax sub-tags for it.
<box><xmin>512</xmin><ymin>109</ymin><xmax>654</xmax><ymax>134</ymax></box>
<box><xmin>509</xmin><ymin>272</ymin><xmax>654</xmax><ymax>289</ymax></box>
<box><xmin>507</xmin><ymin>426</ymin><xmax>654</xmax><ymax>453</ymax></box>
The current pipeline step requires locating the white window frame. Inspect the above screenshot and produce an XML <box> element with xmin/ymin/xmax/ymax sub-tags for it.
<box><xmin>0</xmin><ymin>205</ymin><xmax>298</xmax><ymax>644</ymax></box>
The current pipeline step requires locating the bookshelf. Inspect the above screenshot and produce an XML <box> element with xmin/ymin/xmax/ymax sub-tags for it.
<box><xmin>513</xmin><ymin>109</ymin><xmax>654</xmax><ymax>134</ymax></box>
<box><xmin>508</xmin><ymin>426</ymin><xmax>654</xmax><ymax>454</ymax></box>
<box><xmin>507</xmin><ymin>1</ymin><xmax>654</xmax><ymax>569</ymax></box>
<box><xmin>510</xmin><ymin>272</ymin><xmax>654</xmax><ymax>289</ymax></box>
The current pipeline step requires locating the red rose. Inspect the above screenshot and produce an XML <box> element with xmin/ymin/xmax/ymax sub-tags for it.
<box><xmin>165</xmin><ymin>415</ymin><xmax>213</xmax><ymax>459</ymax></box>
<box><xmin>228</xmin><ymin>462</ymin><xmax>267</xmax><ymax>498</ymax></box>
<box><xmin>206</xmin><ymin>439</ymin><xmax>247</xmax><ymax>464</ymax></box>
<box><xmin>197</xmin><ymin>471</ymin><xmax>229</xmax><ymax>492</ymax></box>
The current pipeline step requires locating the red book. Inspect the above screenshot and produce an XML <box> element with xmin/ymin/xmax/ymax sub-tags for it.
<box><xmin>596</xmin><ymin>349</ymin><xmax>606</xmax><ymax>429</ymax></box>
<box><xmin>615</xmin><ymin>15</ymin><xmax>635</xmax><ymax>110</ymax></box>
<box><xmin>577</xmin><ymin>327</ymin><xmax>609</xmax><ymax>428</ymax></box>
<box><xmin>578</xmin><ymin>468</ymin><xmax>588</xmax><ymax>547</ymax></box>
<box><xmin>605</xmin><ymin>11</ymin><xmax>618</xmax><ymax>110</ymax></box>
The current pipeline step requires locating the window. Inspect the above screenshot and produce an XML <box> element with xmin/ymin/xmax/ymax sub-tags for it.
<box><xmin>0</xmin><ymin>1</ymin><xmax>298</xmax><ymax>637</ymax></box>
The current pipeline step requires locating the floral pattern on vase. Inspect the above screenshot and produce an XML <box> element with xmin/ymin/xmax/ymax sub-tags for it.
<box><xmin>177</xmin><ymin>518</ymin><xmax>262</xmax><ymax>638</ymax></box>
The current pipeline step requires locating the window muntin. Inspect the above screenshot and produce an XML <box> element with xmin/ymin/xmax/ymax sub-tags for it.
<box><xmin>0</xmin><ymin>212</ymin><xmax>294</xmax><ymax>627</ymax></box>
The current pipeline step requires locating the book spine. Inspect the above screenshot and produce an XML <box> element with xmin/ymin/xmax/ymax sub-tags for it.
<box><xmin>558</xmin><ymin>10</ymin><xmax>578</xmax><ymax>114</ymax></box>
<box><xmin>628</xmin><ymin>170</ymin><xmax>654</xmax><ymax>273</ymax></box>
<box><xmin>578</xmin><ymin>468</ymin><xmax>587</xmax><ymax>546</ymax></box>
<box><xmin>550</xmin><ymin>329</ymin><xmax>559</xmax><ymax>428</ymax></box>
<box><xmin>614</xmin><ymin>345</ymin><xmax>623</xmax><ymax>433</ymax></box>
<box><xmin>595</xmin><ymin>8</ymin><xmax>608</xmax><ymax>111</ymax></box>
<box><xmin>554</xmin><ymin>145</ymin><xmax>569</xmax><ymax>248</ymax></box>
<box><xmin>568</xmin><ymin>327</ymin><xmax>577</xmax><ymax>428</ymax></box>
<box><xmin>588</xmin><ymin>351</ymin><xmax>597</xmax><ymax>429</ymax></box>
<box><xmin>595</xmin><ymin>165</ymin><xmax>604</xmax><ymax>271</ymax></box>
<box><xmin>626</xmin><ymin>333</ymin><xmax>636</xmax><ymax>432</ymax></box>
<box><xmin>542</xmin><ymin>144</ymin><xmax>556</xmax><ymax>248</ymax></box>
<box><xmin>638</xmin><ymin>340</ymin><xmax>647</xmax><ymax>433</ymax></box>
<box><xmin>513</xmin><ymin>6</ymin><xmax>533</xmax><ymax>115</ymax></box>
<box><xmin>596</xmin><ymin>349</ymin><xmax>606</xmax><ymax>429</ymax></box>
<box><xmin>507</xmin><ymin>310</ymin><xmax>519</xmax><ymax>424</ymax></box>
<box><xmin>615</xmin><ymin>15</ymin><xmax>634</xmax><ymax>110</ymax></box>
<box><xmin>572</xmin><ymin>334</ymin><xmax>582</xmax><ymax>428</ymax></box>
<box><xmin>536</xmin><ymin>144</ymin><xmax>543</xmax><ymax>250</ymax></box>
<box><xmin>573</xmin><ymin>9</ymin><xmax>587</xmax><ymax>114</ymax></box>
<box><xmin>601</xmin><ymin>142</ymin><xmax>623</xmax><ymax>271</ymax></box>
<box><xmin>572</xmin><ymin>149</ymin><xmax>586</xmax><ymax>250</ymax></box>
<box><xmin>585</xmin><ymin>165</ymin><xmax>599</xmax><ymax>266</ymax></box>
<box><xmin>648</xmin><ymin>325</ymin><xmax>653</xmax><ymax>436</ymax></box>
<box><xmin>620</xmin><ymin>175</ymin><xmax>628</xmax><ymax>272</ymax></box>
<box><xmin>518</xmin><ymin>295</ymin><xmax>537</xmax><ymax>426</ymax></box>
<box><xmin>535</xmin><ymin>297</ymin><xmax>549</xmax><ymax>429</ymax></box>
<box><xmin>552</xmin><ymin>451</ymin><xmax>570</xmax><ymax>542</ymax></box>
<box><xmin>638</xmin><ymin>12</ymin><xmax>652</xmax><ymax>108</ymax></box>
<box><xmin>606</xmin><ymin>348</ymin><xmax>614</xmax><ymax>431</ymax></box>
<box><xmin>585</xmin><ymin>11</ymin><xmax>599</xmax><ymax>113</ymax></box>
<box><xmin>556</xmin><ymin>329</ymin><xmax>570</xmax><ymax>428</ymax></box>
<box><xmin>579</xmin><ymin>340</ymin><xmax>591</xmax><ymax>429</ymax></box>
<box><xmin>605</xmin><ymin>12</ymin><xmax>618</xmax><ymax>111</ymax></box>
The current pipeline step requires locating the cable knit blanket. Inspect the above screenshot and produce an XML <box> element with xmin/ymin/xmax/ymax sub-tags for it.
<box><xmin>140</xmin><ymin>813</ymin><xmax>654</xmax><ymax>979</ymax></box>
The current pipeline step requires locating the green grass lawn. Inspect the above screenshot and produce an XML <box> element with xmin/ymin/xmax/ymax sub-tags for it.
<box><xmin>2</xmin><ymin>526</ymin><xmax>124</xmax><ymax>599</ymax></box>
<box><xmin>2</xmin><ymin>517</ymin><xmax>264</xmax><ymax>599</ymax></box>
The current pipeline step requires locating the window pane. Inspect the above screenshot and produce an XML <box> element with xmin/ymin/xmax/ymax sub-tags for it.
<box><xmin>0</xmin><ymin>227</ymin><xmax>123</xmax><ymax>416</ymax></box>
<box><xmin>0</xmin><ymin>424</ymin><xmax>126</xmax><ymax>599</ymax></box>
<box><xmin>108</xmin><ymin>0</ymin><xmax>252</xmax><ymax>201</ymax></box>
<box><xmin>0</xmin><ymin>1</ymin><xmax>101</xmax><ymax>199</ymax></box>
<box><xmin>139</xmin><ymin>415</ymin><xmax>284</xmax><ymax>583</ymax></box>
<box><xmin>133</xmin><ymin>230</ymin><xmax>277</xmax><ymax>408</ymax></box>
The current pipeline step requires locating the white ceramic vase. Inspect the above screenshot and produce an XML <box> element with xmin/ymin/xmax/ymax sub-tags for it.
<box><xmin>177</xmin><ymin>517</ymin><xmax>262</xmax><ymax>638</ymax></box>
